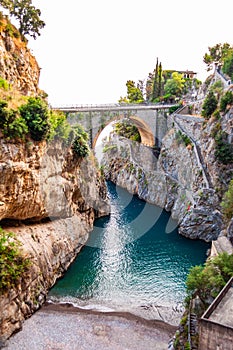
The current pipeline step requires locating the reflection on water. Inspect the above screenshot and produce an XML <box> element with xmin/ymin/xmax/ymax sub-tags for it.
<box><xmin>48</xmin><ymin>182</ymin><xmax>210</xmax><ymax>320</ymax></box>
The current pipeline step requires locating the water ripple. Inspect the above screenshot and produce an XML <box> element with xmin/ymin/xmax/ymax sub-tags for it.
<box><xmin>48</xmin><ymin>182</ymin><xmax>210</xmax><ymax>320</ymax></box>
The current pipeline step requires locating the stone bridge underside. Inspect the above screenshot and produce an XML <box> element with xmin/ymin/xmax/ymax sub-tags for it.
<box><xmin>61</xmin><ymin>105</ymin><xmax>170</xmax><ymax>148</ymax></box>
<box><xmin>93</xmin><ymin>115</ymin><xmax>155</xmax><ymax>147</ymax></box>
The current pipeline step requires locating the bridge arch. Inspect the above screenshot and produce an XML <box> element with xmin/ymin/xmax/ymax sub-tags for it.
<box><xmin>60</xmin><ymin>103</ymin><xmax>170</xmax><ymax>150</ymax></box>
<box><xmin>92</xmin><ymin>114</ymin><xmax>155</xmax><ymax>148</ymax></box>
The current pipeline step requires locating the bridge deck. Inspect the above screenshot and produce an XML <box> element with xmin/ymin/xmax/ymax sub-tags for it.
<box><xmin>52</xmin><ymin>103</ymin><xmax>175</xmax><ymax>113</ymax></box>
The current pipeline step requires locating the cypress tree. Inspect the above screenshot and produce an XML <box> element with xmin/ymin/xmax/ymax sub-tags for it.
<box><xmin>152</xmin><ymin>57</ymin><xmax>159</xmax><ymax>101</ymax></box>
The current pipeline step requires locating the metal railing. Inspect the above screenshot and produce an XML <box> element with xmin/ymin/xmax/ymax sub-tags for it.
<box><xmin>172</xmin><ymin>112</ymin><xmax>212</xmax><ymax>189</ymax></box>
<box><xmin>52</xmin><ymin>102</ymin><xmax>177</xmax><ymax>112</ymax></box>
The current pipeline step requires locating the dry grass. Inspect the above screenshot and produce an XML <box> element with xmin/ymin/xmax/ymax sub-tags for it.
<box><xmin>0</xmin><ymin>86</ymin><xmax>28</xmax><ymax>109</ymax></box>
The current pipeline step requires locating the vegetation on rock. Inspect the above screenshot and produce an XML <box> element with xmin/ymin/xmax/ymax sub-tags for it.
<box><xmin>185</xmin><ymin>253</ymin><xmax>233</xmax><ymax>309</ymax></box>
<box><xmin>71</xmin><ymin>125</ymin><xmax>89</xmax><ymax>158</ymax></box>
<box><xmin>18</xmin><ymin>97</ymin><xmax>50</xmax><ymax>141</ymax></box>
<box><xmin>174</xmin><ymin>253</ymin><xmax>233</xmax><ymax>349</ymax></box>
<box><xmin>113</xmin><ymin>121</ymin><xmax>141</xmax><ymax>142</ymax></box>
<box><xmin>221</xmin><ymin>179</ymin><xmax>233</xmax><ymax>220</ymax></box>
<box><xmin>119</xmin><ymin>58</ymin><xmax>201</xmax><ymax>104</ymax></box>
<box><xmin>220</xmin><ymin>90</ymin><xmax>233</xmax><ymax>113</ymax></box>
<box><xmin>175</xmin><ymin>130</ymin><xmax>193</xmax><ymax>148</ymax></box>
<box><xmin>203</xmin><ymin>43</ymin><xmax>233</xmax><ymax>73</ymax></box>
<box><xmin>0</xmin><ymin>79</ymin><xmax>89</xmax><ymax>157</ymax></box>
<box><xmin>0</xmin><ymin>0</ymin><xmax>45</xmax><ymax>39</ymax></box>
<box><xmin>0</xmin><ymin>227</ymin><xmax>30</xmax><ymax>293</ymax></box>
<box><xmin>201</xmin><ymin>91</ymin><xmax>218</xmax><ymax>119</ymax></box>
<box><xmin>214</xmin><ymin>130</ymin><xmax>233</xmax><ymax>164</ymax></box>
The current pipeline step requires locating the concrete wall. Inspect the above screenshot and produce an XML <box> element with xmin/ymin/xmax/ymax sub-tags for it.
<box><xmin>198</xmin><ymin>277</ymin><xmax>233</xmax><ymax>350</ymax></box>
<box><xmin>199</xmin><ymin>320</ymin><xmax>233</xmax><ymax>350</ymax></box>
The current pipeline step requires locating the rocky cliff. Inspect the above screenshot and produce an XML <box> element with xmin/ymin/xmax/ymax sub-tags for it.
<box><xmin>0</xmin><ymin>137</ymin><xmax>110</xmax><ymax>343</ymax></box>
<box><xmin>0</xmin><ymin>14</ymin><xmax>111</xmax><ymax>343</ymax></box>
<box><xmin>0</xmin><ymin>14</ymin><xmax>40</xmax><ymax>96</ymax></box>
<box><xmin>0</xmin><ymin>137</ymin><xmax>109</xmax><ymax>340</ymax></box>
<box><xmin>101</xmin><ymin>130</ymin><xmax>223</xmax><ymax>242</ymax></box>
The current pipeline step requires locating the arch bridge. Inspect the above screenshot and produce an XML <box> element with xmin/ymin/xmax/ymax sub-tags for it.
<box><xmin>53</xmin><ymin>103</ymin><xmax>174</xmax><ymax>148</ymax></box>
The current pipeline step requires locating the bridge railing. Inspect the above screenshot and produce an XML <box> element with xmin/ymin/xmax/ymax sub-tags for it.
<box><xmin>52</xmin><ymin>102</ymin><xmax>177</xmax><ymax>111</ymax></box>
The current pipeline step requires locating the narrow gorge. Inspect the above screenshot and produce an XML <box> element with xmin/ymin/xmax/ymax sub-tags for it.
<box><xmin>1</xmin><ymin>11</ymin><xmax>233</xmax><ymax>350</ymax></box>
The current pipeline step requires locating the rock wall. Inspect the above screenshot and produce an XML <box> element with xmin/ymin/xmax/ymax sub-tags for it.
<box><xmin>0</xmin><ymin>138</ymin><xmax>110</xmax><ymax>343</ymax></box>
<box><xmin>0</xmin><ymin>14</ymin><xmax>39</xmax><ymax>96</ymax></box>
<box><xmin>0</xmin><ymin>138</ymin><xmax>109</xmax><ymax>221</ymax></box>
<box><xmin>101</xmin><ymin>132</ymin><xmax>223</xmax><ymax>242</ymax></box>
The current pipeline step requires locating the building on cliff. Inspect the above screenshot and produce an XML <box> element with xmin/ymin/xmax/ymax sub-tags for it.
<box><xmin>198</xmin><ymin>276</ymin><xmax>233</xmax><ymax>350</ymax></box>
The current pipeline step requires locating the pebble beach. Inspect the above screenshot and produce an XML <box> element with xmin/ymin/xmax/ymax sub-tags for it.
<box><xmin>4</xmin><ymin>303</ymin><xmax>177</xmax><ymax>350</ymax></box>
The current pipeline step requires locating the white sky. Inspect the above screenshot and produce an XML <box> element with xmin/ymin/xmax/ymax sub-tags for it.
<box><xmin>28</xmin><ymin>0</ymin><xmax>232</xmax><ymax>106</ymax></box>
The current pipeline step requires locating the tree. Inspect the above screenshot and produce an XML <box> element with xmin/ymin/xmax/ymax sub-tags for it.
<box><xmin>0</xmin><ymin>0</ymin><xmax>12</xmax><ymax>9</ymax></box>
<box><xmin>158</xmin><ymin>62</ymin><xmax>163</xmax><ymax>97</ymax></box>
<box><xmin>186</xmin><ymin>253</ymin><xmax>233</xmax><ymax>306</ymax></box>
<box><xmin>203</xmin><ymin>43</ymin><xmax>233</xmax><ymax>71</ymax></box>
<box><xmin>145</xmin><ymin>72</ymin><xmax>154</xmax><ymax>102</ymax></box>
<box><xmin>125</xmin><ymin>80</ymin><xmax>144</xmax><ymax>104</ymax></box>
<box><xmin>201</xmin><ymin>91</ymin><xmax>218</xmax><ymax>119</ymax></box>
<box><xmin>222</xmin><ymin>51</ymin><xmax>233</xmax><ymax>81</ymax></box>
<box><xmin>220</xmin><ymin>90</ymin><xmax>233</xmax><ymax>112</ymax></box>
<box><xmin>150</xmin><ymin>58</ymin><xmax>163</xmax><ymax>102</ymax></box>
<box><xmin>0</xmin><ymin>0</ymin><xmax>45</xmax><ymax>39</ymax></box>
<box><xmin>164</xmin><ymin>72</ymin><xmax>185</xmax><ymax>99</ymax></box>
<box><xmin>152</xmin><ymin>57</ymin><xmax>159</xmax><ymax>101</ymax></box>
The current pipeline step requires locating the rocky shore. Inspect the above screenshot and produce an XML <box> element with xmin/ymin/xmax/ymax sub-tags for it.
<box><xmin>4</xmin><ymin>303</ymin><xmax>177</xmax><ymax>350</ymax></box>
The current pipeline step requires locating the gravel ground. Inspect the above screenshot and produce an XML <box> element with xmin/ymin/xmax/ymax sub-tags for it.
<box><xmin>4</xmin><ymin>303</ymin><xmax>177</xmax><ymax>350</ymax></box>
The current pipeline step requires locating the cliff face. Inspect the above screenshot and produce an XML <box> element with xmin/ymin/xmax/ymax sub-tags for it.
<box><xmin>0</xmin><ymin>15</ymin><xmax>39</xmax><ymax>96</ymax></box>
<box><xmin>0</xmin><ymin>15</ymin><xmax>111</xmax><ymax>342</ymax></box>
<box><xmin>0</xmin><ymin>138</ymin><xmax>109</xmax><ymax>221</ymax></box>
<box><xmin>102</xmin><ymin>132</ymin><xmax>223</xmax><ymax>242</ymax></box>
<box><xmin>0</xmin><ymin>138</ymin><xmax>110</xmax><ymax>342</ymax></box>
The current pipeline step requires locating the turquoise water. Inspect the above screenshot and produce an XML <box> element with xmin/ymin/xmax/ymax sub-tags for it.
<box><xmin>48</xmin><ymin>181</ymin><xmax>210</xmax><ymax>319</ymax></box>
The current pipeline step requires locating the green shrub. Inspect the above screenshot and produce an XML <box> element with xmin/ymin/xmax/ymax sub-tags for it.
<box><xmin>201</xmin><ymin>91</ymin><xmax>218</xmax><ymax>119</ymax></box>
<box><xmin>169</xmin><ymin>104</ymin><xmax>181</xmax><ymax>114</ymax></box>
<box><xmin>71</xmin><ymin>125</ymin><xmax>89</xmax><ymax>157</ymax></box>
<box><xmin>0</xmin><ymin>99</ymin><xmax>8</xmax><ymax>126</ymax></box>
<box><xmin>102</xmin><ymin>144</ymin><xmax>117</xmax><ymax>153</ymax></box>
<box><xmin>222</xmin><ymin>51</ymin><xmax>233</xmax><ymax>81</ymax></box>
<box><xmin>220</xmin><ymin>91</ymin><xmax>233</xmax><ymax>112</ymax></box>
<box><xmin>5</xmin><ymin>23</ymin><xmax>14</xmax><ymax>36</ymax></box>
<box><xmin>48</xmin><ymin>110</ymin><xmax>72</xmax><ymax>141</ymax></box>
<box><xmin>0</xmin><ymin>101</ymin><xmax>28</xmax><ymax>139</ymax></box>
<box><xmin>0</xmin><ymin>77</ymin><xmax>10</xmax><ymax>91</ymax></box>
<box><xmin>4</xmin><ymin>113</ymin><xmax>28</xmax><ymax>139</ymax></box>
<box><xmin>0</xmin><ymin>227</ymin><xmax>30</xmax><ymax>293</ymax></box>
<box><xmin>186</xmin><ymin>253</ymin><xmax>233</xmax><ymax>307</ymax></box>
<box><xmin>72</xmin><ymin>137</ymin><xmax>89</xmax><ymax>157</ymax></box>
<box><xmin>175</xmin><ymin>130</ymin><xmax>192</xmax><ymax>148</ymax></box>
<box><xmin>215</xmin><ymin>131</ymin><xmax>233</xmax><ymax>164</ymax></box>
<box><xmin>19</xmin><ymin>97</ymin><xmax>50</xmax><ymax>141</ymax></box>
<box><xmin>221</xmin><ymin>179</ymin><xmax>233</xmax><ymax>220</ymax></box>
<box><xmin>114</xmin><ymin>121</ymin><xmax>141</xmax><ymax>142</ymax></box>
